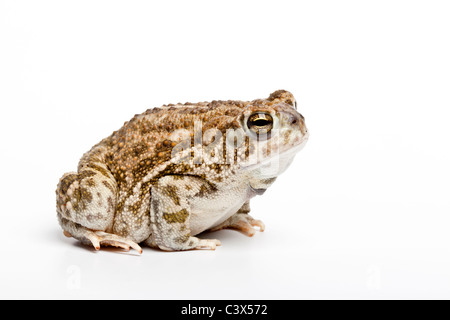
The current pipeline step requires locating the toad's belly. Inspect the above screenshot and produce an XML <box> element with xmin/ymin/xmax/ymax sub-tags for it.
<box><xmin>189</xmin><ymin>183</ymin><xmax>255</xmax><ymax>235</ymax></box>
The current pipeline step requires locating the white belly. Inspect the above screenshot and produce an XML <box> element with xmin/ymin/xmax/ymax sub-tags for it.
<box><xmin>188</xmin><ymin>181</ymin><xmax>253</xmax><ymax>235</ymax></box>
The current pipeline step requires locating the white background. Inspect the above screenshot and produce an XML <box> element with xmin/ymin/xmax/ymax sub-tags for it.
<box><xmin>1</xmin><ymin>0</ymin><xmax>449</xmax><ymax>299</ymax></box>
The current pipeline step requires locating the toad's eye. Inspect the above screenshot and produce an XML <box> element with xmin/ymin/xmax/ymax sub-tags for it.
<box><xmin>247</xmin><ymin>113</ymin><xmax>274</xmax><ymax>136</ymax></box>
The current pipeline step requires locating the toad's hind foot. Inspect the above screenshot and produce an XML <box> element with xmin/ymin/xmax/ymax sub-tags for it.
<box><xmin>59</xmin><ymin>216</ymin><xmax>143</xmax><ymax>254</ymax></box>
<box><xmin>86</xmin><ymin>231</ymin><xmax>143</xmax><ymax>254</ymax></box>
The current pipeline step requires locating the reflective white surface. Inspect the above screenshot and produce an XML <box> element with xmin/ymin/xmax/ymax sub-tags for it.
<box><xmin>1</xmin><ymin>0</ymin><xmax>450</xmax><ymax>299</ymax></box>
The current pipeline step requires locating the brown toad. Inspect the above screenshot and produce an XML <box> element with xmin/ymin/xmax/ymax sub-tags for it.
<box><xmin>56</xmin><ymin>90</ymin><xmax>309</xmax><ymax>253</ymax></box>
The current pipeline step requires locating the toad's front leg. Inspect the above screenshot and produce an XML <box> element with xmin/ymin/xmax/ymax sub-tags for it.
<box><xmin>209</xmin><ymin>201</ymin><xmax>265</xmax><ymax>237</ymax></box>
<box><xmin>149</xmin><ymin>176</ymin><xmax>221</xmax><ymax>251</ymax></box>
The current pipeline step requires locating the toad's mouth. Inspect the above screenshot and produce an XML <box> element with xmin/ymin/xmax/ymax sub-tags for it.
<box><xmin>249</xmin><ymin>186</ymin><xmax>267</xmax><ymax>195</ymax></box>
<box><xmin>239</xmin><ymin>132</ymin><xmax>309</xmax><ymax>172</ymax></box>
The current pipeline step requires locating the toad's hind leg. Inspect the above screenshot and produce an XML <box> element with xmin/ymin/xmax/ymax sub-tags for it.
<box><xmin>56</xmin><ymin>164</ymin><xmax>142</xmax><ymax>254</ymax></box>
<box><xmin>58</xmin><ymin>217</ymin><xmax>142</xmax><ymax>253</ymax></box>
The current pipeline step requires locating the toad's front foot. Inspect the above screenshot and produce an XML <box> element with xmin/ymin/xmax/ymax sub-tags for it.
<box><xmin>196</xmin><ymin>238</ymin><xmax>222</xmax><ymax>250</ymax></box>
<box><xmin>210</xmin><ymin>213</ymin><xmax>265</xmax><ymax>237</ymax></box>
<box><xmin>158</xmin><ymin>237</ymin><xmax>222</xmax><ymax>251</ymax></box>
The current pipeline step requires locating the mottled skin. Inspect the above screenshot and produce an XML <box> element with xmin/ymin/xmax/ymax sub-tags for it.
<box><xmin>56</xmin><ymin>90</ymin><xmax>309</xmax><ymax>252</ymax></box>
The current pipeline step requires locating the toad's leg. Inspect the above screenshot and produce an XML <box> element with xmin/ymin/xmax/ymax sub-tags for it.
<box><xmin>209</xmin><ymin>201</ymin><xmax>265</xmax><ymax>237</ymax></box>
<box><xmin>56</xmin><ymin>160</ymin><xmax>142</xmax><ymax>254</ymax></box>
<box><xmin>148</xmin><ymin>175</ymin><xmax>221</xmax><ymax>251</ymax></box>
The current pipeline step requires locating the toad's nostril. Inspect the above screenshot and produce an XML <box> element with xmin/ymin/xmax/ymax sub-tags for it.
<box><xmin>289</xmin><ymin>115</ymin><xmax>299</xmax><ymax>126</ymax></box>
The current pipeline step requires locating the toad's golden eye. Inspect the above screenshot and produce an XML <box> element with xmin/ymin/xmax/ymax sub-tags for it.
<box><xmin>247</xmin><ymin>113</ymin><xmax>274</xmax><ymax>135</ymax></box>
